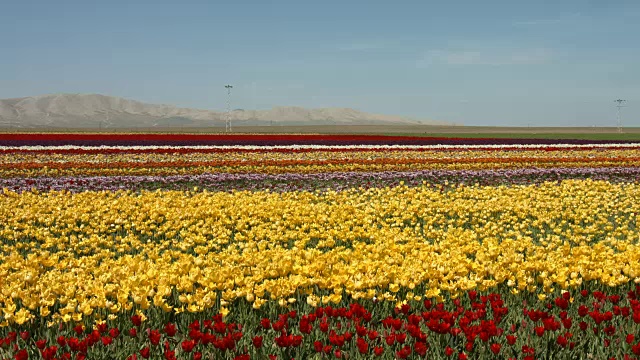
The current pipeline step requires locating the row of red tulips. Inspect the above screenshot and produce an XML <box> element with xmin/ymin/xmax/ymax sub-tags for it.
<box><xmin>2</xmin><ymin>146</ymin><xmax>640</xmax><ymax>155</ymax></box>
<box><xmin>3</xmin><ymin>286</ymin><xmax>640</xmax><ymax>359</ymax></box>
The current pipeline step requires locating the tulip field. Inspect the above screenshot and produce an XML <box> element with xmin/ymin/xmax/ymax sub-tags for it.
<box><xmin>2</xmin><ymin>133</ymin><xmax>640</xmax><ymax>360</ymax></box>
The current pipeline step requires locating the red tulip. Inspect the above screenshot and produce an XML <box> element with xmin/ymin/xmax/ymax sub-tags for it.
<box><xmin>181</xmin><ymin>340</ymin><xmax>196</xmax><ymax>353</ymax></box>
<box><xmin>603</xmin><ymin>325</ymin><xmax>616</xmax><ymax>336</ymax></box>
<box><xmin>414</xmin><ymin>341</ymin><xmax>428</xmax><ymax>356</ymax></box>
<box><xmin>131</xmin><ymin>315</ymin><xmax>142</xmax><ymax>327</ymax></box>
<box><xmin>36</xmin><ymin>339</ymin><xmax>47</xmax><ymax>350</ymax></box>
<box><xmin>164</xmin><ymin>349</ymin><xmax>176</xmax><ymax>360</ymax></box>
<box><xmin>554</xmin><ymin>297</ymin><xmax>569</xmax><ymax>310</ymax></box>
<box><xmin>385</xmin><ymin>334</ymin><xmax>395</xmax><ymax>346</ymax></box>
<box><xmin>401</xmin><ymin>304</ymin><xmax>411</xmax><ymax>314</ymax></box>
<box><xmin>445</xmin><ymin>346</ymin><xmax>455</xmax><ymax>356</ymax></box>
<box><xmin>56</xmin><ymin>336</ymin><xmax>66</xmax><ymax>347</ymax></box>
<box><xmin>15</xmin><ymin>349</ymin><xmax>28</xmax><ymax>360</ymax></box>
<box><xmin>252</xmin><ymin>336</ymin><xmax>263</xmax><ymax>349</ymax></box>
<box><xmin>356</xmin><ymin>338</ymin><xmax>369</xmax><ymax>354</ymax></box>
<box><xmin>213</xmin><ymin>321</ymin><xmax>226</xmax><ymax>334</ymax></box>
<box><xmin>139</xmin><ymin>347</ymin><xmax>151</xmax><ymax>359</ymax></box>
<box><xmin>100</xmin><ymin>336</ymin><xmax>112</xmax><ymax>346</ymax></box>
<box><xmin>465</xmin><ymin>341</ymin><xmax>473</xmax><ymax>352</ymax></box>
<box><xmin>164</xmin><ymin>323</ymin><xmax>177</xmax><ymax>337</ymax></box>
<box><xmin>374</xmin><ymin>346</ymin><xmax>384</xmax><ymax>356</ymax></box>
<box><xmin>557</xmin><ymin>335</ymin><xmax>568</xmax><ymax>347</ymax></box>
<box><xmin>41</xmin><ymin>346</ymin><xmax>58</xmax><ymax>360</ymax></box>
<box><xmin>522</xmin><ymin>345</ymin><xmax>535</xmax><ymax>355</ymax></box>
<box><xmin>149</xmin><ymin>330</ymin><xmax>161</xmax><ymax>346</ymax></box>
<box><xmin>627</xmin><ymin>334</ymin><xmax>635</xmax><ymax>344</ymax></box>
<box><xmin>189</xmin><ymin>320</ymin><xmax>201</xmax><ymax>330</ymax></box>
<box><xmin>396</xmin><ymin>346</ymin><xmax>411</xmax><ymax>359</ymax></box>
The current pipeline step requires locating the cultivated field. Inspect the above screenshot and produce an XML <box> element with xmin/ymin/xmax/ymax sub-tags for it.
<box><xmin>1</xmin><ymin>133</ymin><xmax>640</xmax><ymax>359</ymax></box>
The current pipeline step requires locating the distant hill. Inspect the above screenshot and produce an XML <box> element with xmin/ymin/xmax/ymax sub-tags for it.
<box><xmin>0</xmin><ymin>94</ymin><xmax>453</xmax><ymax>128</ymax></box>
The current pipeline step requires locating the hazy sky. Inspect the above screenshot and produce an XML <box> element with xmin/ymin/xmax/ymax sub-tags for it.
<box><xmin>1</xmin><ymin>0</ymin><xmax>639</xmax><ymax>126</ymax></box>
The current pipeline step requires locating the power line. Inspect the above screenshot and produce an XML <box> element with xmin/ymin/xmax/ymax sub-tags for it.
<box><xmin>13</xmin><ymin>108</ymin><xmax>21</xmax><ymax>129</ymax></box>
<box><xmin>225</xmin><ymin>85</ymin><xmax>233</xmax><ymax>132</ymax></box>
<box><xmin>615</xmin><ymin>99</ymin><xmax>627</xmax><ymax>133</ymax></box>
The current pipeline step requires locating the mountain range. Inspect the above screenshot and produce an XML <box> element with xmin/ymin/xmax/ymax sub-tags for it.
<box><xmin>0</xmin><ymin>94</ymin><xmax>452</xmax><ymax>128</ymax></box>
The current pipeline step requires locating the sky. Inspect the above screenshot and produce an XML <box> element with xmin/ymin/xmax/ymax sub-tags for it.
<box><xmin>1</xmin><ymin>0</ymin><xmax>639</xmax><ymax>126</ymax></box>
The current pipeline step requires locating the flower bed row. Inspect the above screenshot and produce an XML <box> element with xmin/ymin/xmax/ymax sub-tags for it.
<box><xmin>3</xmin><ymin>144</ymin><xmax>640</xmax><ymax>154</ymax></box>
<box><xmin>6</xmin><ymin>156</ymin><xmax>640</xmax><ymax>171</ymax></box>
<box><xmin>3</xmin><ymin>286</ymin><xmax>640</xmax><ymax>359</ymax></box>
<box><xmin>0</xmin><ymin>159</ymin><xmax>637</xmax><ymax>178</ymax></box>
<box><xmin>2</xmin><ymin>180</ymin><xmax>639</xmax><ymax>331</ymax></box>
<box><xmin>4</xmin><ymin>149</ymin><xmax>639</xmax><ymax>166</ymax></box>
<box><xmin>3</xmin><ymin>167</ymin><xmax>640</xmax><ymax>193</ymax></box>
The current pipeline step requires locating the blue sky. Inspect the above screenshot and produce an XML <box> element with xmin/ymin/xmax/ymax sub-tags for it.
<box><xmin>1</xmin><ymin>0</ymin><xmax>639</xmax><ymax>126</ymax></box>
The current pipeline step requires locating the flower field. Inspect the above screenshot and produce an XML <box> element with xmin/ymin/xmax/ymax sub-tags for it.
<box><xmin>1</xmin><ymin>133</ymin><xmax>640</xmax><ymax>359</ymax></box>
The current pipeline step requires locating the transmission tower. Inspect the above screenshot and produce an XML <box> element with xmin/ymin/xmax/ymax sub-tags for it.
<box><xmin>615</xmin><ymin>99</ymin><xmax>626</xmax><ymax>133</ymax></box>
<box><xmin>14</xmin><ymin>108</ymin><xmax>21</xmax><ymax>129</ymax></box>
<box><xmin>225</xmin><ymin>85</ymin><xmax>233</xmax><ymax>132</ymax></box>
